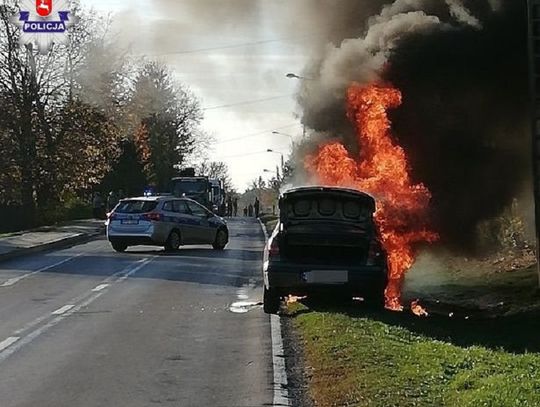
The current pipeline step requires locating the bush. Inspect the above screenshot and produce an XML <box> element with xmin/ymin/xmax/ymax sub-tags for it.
<box><xmin>0</xmin><ymin>197</ymin><xmax>93</xmax><ymax>233</ymax></box>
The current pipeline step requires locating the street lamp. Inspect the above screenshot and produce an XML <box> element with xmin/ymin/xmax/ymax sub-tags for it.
<box><xmin>285</xmin><ymin>72</ymin><xmax>312</xmax><ymax>137</ymax></box>
<box><xmin>267</xmin><ymin>149</ymin><xmax>285</xmax><ymax>170</ymax></box>
<box><xmin>271</xmin><ymin>130</ymin><xmax>294</xmax><ymax>147</ymax></box>
<box><xmin>271</xmin><ymin>130</ymin><xmax>294</xmax><ymax>142</ymax></box>
<box><xmin>286</xmin><ymin>72</ymin><xmax>313</xmax><ymax>80</ymax></box>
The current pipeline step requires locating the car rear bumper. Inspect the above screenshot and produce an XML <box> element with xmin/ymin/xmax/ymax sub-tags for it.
<box><xmin>107</xmin><ymin>222</ymin><xmax>170</xmax><ymax>246</ymax></box>
<box><xmin>264</xmin><ymin>261</ymin><xmax>387</xmax><ymax>296</ymax></box>
<box><xmin>108</xmin><ymin>235</ymin><xmax>158</xmax><ymax>246</ymax></box>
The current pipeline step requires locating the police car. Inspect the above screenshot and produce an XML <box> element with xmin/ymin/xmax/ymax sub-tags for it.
<box><xmin>106</xmin><ymin>196</ymin><xmax>228</xmax><ymax>252</ymax></box>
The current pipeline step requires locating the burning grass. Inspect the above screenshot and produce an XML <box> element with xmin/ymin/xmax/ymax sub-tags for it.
<box><xmin>289</xmin><ymin>303</ymin><xmax>540</xmax><ymax>407</ymax></box>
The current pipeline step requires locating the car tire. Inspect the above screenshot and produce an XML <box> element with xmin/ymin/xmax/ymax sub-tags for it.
<box><xmin>212</xmin><ymin>229</ymin><xmax>228</xmax><ymax>250</ymax></box>
<box><xmin>111</xmin><ymin>242</ymin><xmax>128</xmax><ymax>252</ymax></box>
<box><xmin>263</xmin><ymin>286</ymin><xmax>280</xmax><ymax>314</ymax></box>
<box><xmin>164</xmin><ymin>230</ymin><xmax>181</xmax><ymax>252</ymax></box>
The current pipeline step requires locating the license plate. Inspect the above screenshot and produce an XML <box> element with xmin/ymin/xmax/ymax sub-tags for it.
<box><xmin>121</xmin><ymin>219</ymin><xmax>139</xmax><ymax>225</ymax></box>
<box><xmin>306</xmin><ymin>270</ymin><xmax>348</xmax><ymax>284</ymax></box>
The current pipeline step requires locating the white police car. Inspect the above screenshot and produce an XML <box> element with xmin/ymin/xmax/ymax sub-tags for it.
<box><xmin>106</xmin><ymin>196</ymin><xmax>228</xmax><ymax>252</ymax></box>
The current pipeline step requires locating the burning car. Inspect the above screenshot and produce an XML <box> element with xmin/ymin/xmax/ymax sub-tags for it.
<box><xmin>262</xmin><ymin>186</ymin><xmax>388</xmax><ymax>314</ymax></box>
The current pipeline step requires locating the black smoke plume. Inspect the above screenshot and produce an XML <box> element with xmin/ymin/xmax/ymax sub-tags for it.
<box><xmin>297</xmin><ymin>0</ymin><xmax>530</xmax><ymax>251</ymax></box>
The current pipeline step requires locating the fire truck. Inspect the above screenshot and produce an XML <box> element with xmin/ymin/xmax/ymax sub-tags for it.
<box><xmin>170</xmin><ymin>168</ymin><xmax>225</xmax><ymax>214</ymax></box>
<box><xmin>209</xmin><ymin>178</ymin><xmax>225</xmax><ymax>215</ymax></box>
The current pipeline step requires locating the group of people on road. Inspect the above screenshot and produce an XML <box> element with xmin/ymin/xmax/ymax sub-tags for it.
<box><xmin>225</xmin><ymin>197</ymin><xmax>238</xmax><ymax>217</ymax></box>
<box><xmin>241</xmin><ymin>198</ymin><xmax>260</xmax><ymax>218</ymax></box>
<box><xmin>222</xmin><ymin>197</ymin><xmax>261</xmax><ymax>218</ymax></box>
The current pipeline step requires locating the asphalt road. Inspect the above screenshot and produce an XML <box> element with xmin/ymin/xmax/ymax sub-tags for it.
<box><xmin>0</xmin><ymin>218</ymin><xmax>273</xmax><ymax>407</ymax></box>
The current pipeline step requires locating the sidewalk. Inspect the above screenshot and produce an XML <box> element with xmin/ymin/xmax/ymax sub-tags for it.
<box><xmin>0</xmin><ymin>219</ymin><xmax>105</xmax><ymax>262</ymax></box>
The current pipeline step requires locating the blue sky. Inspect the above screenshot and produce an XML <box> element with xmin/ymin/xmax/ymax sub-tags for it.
<box><xmin>91</xmin><ymin>0</ymin><xmax>311</xmax><ymax>190</ymax></box>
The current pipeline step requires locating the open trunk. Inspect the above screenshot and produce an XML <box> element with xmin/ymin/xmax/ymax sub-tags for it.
<box><xmin>278</xmin><ymin>188</ymin><xmax>376</xmax><ymax>266</ymax></box>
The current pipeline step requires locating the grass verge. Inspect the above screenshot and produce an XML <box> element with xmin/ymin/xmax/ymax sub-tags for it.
<box><xmin>290</xmin><ymin>303</ymin><xmax>540</xmax><ymax>407</ymax></box>
<box><xmin>259</xmin><ymin>213</ymin><xmax>540</xmax><ymax>406</ymax></box>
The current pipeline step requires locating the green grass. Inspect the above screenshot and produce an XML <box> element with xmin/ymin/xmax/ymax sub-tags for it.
<box><xmin>261</xmin><ymin>209</ymin><xmax>540</xmax><ymax>406</ymax></box>
<box><xmin>291</xmin><ymin>304</ymin><xmax>540</xmax><ymax>407</ymax></box>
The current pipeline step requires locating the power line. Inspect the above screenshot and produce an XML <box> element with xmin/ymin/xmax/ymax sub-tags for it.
<box><xmin>214</xmin><ymin>123</ymin><xmax>301</xmax><ymax>144</ymax></box>
<box><xmin>212</xmin><ymin>150</ymin><xmax>271</xmax><ymax>160</ymax></box>
<box><xmin>145</xmin><ymin>32</ymin><xmax>326</xmax><ymax>57</ymax></box>
<box><xmin>202</xmin><ymin>94</ymin><xmax>293</xmax><ymax>111</ymax></box>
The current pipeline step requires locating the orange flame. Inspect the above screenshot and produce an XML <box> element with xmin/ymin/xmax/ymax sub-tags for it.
<box><xmin>305</xmin><ymin>83</ymin><xmax>438</xmax><ymax>310</ymax></box>
<box><xmin>410</xmin><ymin>299</ymin><xmax>429</xmax><ymax>317</ymax></box>
<box><xmin>285</xmin><ymin>295</ymin><xmax>306</xmax><ymax>305</ymax></box>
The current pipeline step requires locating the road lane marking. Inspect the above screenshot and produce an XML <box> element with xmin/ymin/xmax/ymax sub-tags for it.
<box><xmin>0</xmin><ymin>337</ymin><xmax>19</xmax><ymax>352</ymax></box>
<box><xmin>13</xmin><ymin>257</ymin><xmax>155</xmax><ymax>336</ymax></box>
<box><xmin>51</xmin><ymin>304</ymin><xmax>75</xmax><ymax>315</ymax></box>
<box><xmin>0</xmin><ymin>256</ymin><xmax>156</xmax><ymax>364</ymax></box>
<box><xmin>258</xmin><ymin>218</ymin><xmax>290</xmax><ymax>406</ymax></box>
<box><xmin>91</xmin><ymin>283</ymin><xmax>109</xmax><ymax>292</ymax></box>
<box><xmin>0</xmin><ymin>253</ymin><xmax>84</xmax><ymax>287</ymax></box>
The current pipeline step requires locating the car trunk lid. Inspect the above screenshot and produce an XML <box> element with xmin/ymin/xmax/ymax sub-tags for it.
<box><xmin>278</xmin><ymin>189</ymin><xmax>376</xmax><ymax>265</ymax></box>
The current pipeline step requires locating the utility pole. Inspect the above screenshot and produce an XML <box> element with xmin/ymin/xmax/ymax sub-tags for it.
<box><xmin>527</xmin><ymin>0</ymin><xmax>540</xmax><ymax>286</ymax></box>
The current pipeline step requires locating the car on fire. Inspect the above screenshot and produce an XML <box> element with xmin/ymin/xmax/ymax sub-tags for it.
<box><xmin>106</xmin><ymin>196</ymin><xmax>229</xmax><ymax>252</ymax></box>
<box><xmin>262</xmin><ymin>186</ymin><xmax>388</xmax><ymax>314</ymax></box>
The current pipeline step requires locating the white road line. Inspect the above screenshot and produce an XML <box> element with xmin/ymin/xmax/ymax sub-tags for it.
<box><xmin>91</xmin><ymin>283</ymin><xmax>109</xmax><ymax>292</ymax></box>
<box><xmin>0</xmin><ymin>337</ymin><xmax>19</xmax><ymax>352</ymax></box>
<box><xmin>0</xmin><ymin>256</ymin><xmax>156</xmax><ymax>364</ymax></box>
<box><xmin>258</xmin><ymin>218</ymin><xmax>290</xmax><ymax>406</ymax></box>
<box><xmin>51</xmin><ymin>304</ymin><xmax>75</xmax><ymax>315</ymax></box>
<box><xmin>13</xmin><ymin>257</ymin><xmax>154</xmax><ymax>337</ymax></box>
<box><xmin>0</xmin><ymin>253</ymin><xmax>84</xmax><ymax>287</ymax></box>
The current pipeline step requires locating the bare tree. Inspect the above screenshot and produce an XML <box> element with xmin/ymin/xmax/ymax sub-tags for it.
<box><xmin>196</xmin><ymin>161</ymin><xmax>234</xmax><ymax>192</ymax></box>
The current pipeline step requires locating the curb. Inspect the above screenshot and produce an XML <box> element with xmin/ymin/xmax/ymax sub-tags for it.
<box><xmin>0</xmin><ymin>230</ymin><xmax>104</xmax><ymax>264</ymax></box>
<box><xmin>257</xmin><ymin>218</ymin><xmax>291</xmax><ymax>407</ymax></box>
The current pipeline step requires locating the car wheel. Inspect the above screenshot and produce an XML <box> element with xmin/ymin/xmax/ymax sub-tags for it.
<box><xmin>263</xmin><ymin>286</ymin><xmax>280</xmax><ymax>314</ymax></box>
<box><xmin>111</xmin><ymin>242</ymin><xmax>128</xmax><ymax>252</ymax></box>
<box><xmin>212</xmin><ymin>229</ymin><xmax>228</xmax><ymax>250</ymax></box>
<box><xmin>165</xmin><ymin>230</ymin><xmax>181</xmax><ymax>251</ymax></box>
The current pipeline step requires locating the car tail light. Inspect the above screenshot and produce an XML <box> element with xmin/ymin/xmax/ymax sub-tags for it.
<box><xmin>268</xmin><ymin>236</ymin><xmax>280</xmax><ymax>257</ymax></box>
<box><xmin>142</xmin><ymin>212</ymin><xmax>162</xmax><ymax>222</ymax></box>
<box><xmin>367</xmin><ymin>239</ymin><xmax>383</xmax><ymax>266</ymax></box>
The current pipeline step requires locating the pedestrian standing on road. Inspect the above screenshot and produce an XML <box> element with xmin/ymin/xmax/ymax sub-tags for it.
<box><xmin>248</xmin><ymin>203</ymin><xmax>253</xmax><ymax>217</ymax></box>
<box><xmin>243</xmin><ymin>207</ymin><xmax>248</xmax><ymax>216</ymax></box>
<box><xmin>107</xmin><ymin>190</ymin><xmax>119</xmax><ymax>212</ymax></box>
<box><xmin>233</xmin><ymin>198</ymin><xmax>238</xmax><ymax>217</ymax></box>
<box><xmin>92</xmin><ymin>192</ymin><xmax>103</xmax><ymax>219</ymax></box>
<box><xmin>227</xmin><ymin>196</ymin><xmax>233</xmax><ymax>217</ymax></box>
<box><xmin>254</xmin><ymin>198</ymin><xmax>260</xmax><ymax>218</ymax></box>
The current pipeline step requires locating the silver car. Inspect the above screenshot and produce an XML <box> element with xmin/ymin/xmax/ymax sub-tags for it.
<box><xmin>106</xmin><ymin>196</ymin><xmax>229</xmax><ymax>252</ymax></box>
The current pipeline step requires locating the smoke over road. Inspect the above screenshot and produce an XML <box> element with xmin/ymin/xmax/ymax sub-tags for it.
<box><xmin>295</xmin><ymin>0</ymin><xmax>530</xmax><ymax>251</ymax></box>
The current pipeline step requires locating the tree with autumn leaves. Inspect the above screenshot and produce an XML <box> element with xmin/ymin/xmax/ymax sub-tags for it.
<box><xmin>0</xmin><ymin>2</ymin><xmax>203</xmax><ymax>230</ymax></box>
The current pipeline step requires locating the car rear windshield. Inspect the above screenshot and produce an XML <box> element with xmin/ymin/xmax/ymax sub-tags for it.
<box><xmin>285</xmin><ymin>195</ymin><xmax>373</xmax><ymax>222</ymax></box>
<box><xmin>115</xmin><ymin>200</ymin><xmax>158</xmax><ymax>214</ymax></box>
